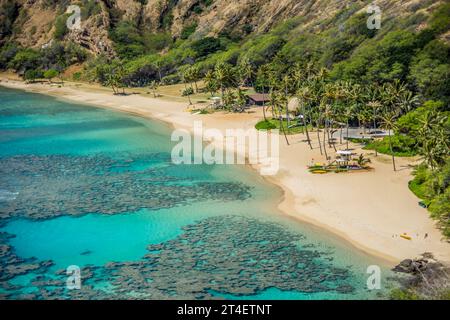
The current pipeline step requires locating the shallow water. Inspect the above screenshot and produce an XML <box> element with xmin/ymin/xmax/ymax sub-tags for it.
<box><xmin>0</xmin><ymin>86</ymin><xmax>394</xmax><ymax>299</ymax></box>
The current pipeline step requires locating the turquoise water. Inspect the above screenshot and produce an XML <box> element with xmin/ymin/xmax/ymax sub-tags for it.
<box><xmin>0</xmin><ymin>86</ymin><xmax>393</xmax><ymax>300</ymax></box>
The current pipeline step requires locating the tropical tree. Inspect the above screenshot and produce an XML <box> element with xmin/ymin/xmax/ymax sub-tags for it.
<box><xmin>149</xmin><ymin>80</ymin><xmax>159</xmax><ymax>98</ymax></box>
<box><xmin>180</xmin><ymin>69</ymin><xmax>193</xmax><ymax>105</ymax></box>
<box><xmin>44</xmin><ymin>69</ymin><xmax>58</xmax><ymax>83</ymax></box>
<box><xmin>223</xmin><ymin>90</ymin><xmax>237</xmax><ymax>108</ymax></box>
<box><xmin>380</xmin><ymin>112</ymin><xmax>399</xmax><ymax>171</ymax></box>
<box><xmin>236</xmin><ymin>88</ymin><xmax>248</xmax><ymax>110</ymax></box>
<box><xmin>237</xmin><ymin>57</ymin><xmax>253</xmax><ymax>87</ymax></box>
<box><xmin>418</xmin><ymin>109</ymin><xmax>449</xmax><ymax>170</ymax></box>
<box><xmin>204</xmin><ymin>70</ymin><xmax>218</xmax><ymax>97</ymax></box>
<box><xmin>190</xmin><ymin>65</ymin><xmax>201</xmax><ymax>93</ymax></box>
<box><xmin>183</xmin><ymin>66</ymin><xmax>195</xmax><ymax>93</ymax></box>
<box><xmin>153</xmin><ymin>60</ymin><xmax>163</xmax><ymax>82</ymax></box>
<box><xmin>214</xmin><ymin>62</ymin><xmax>236</xmax><ymax>102</ymax></box>
<box><xmin>273</xmin><ymin>90</ymin><xmax>290</xmax><ymax>145</ymax></box>
<box><xmin>256</xmin><ymin>64</ymin><xmax>271</xmax><ymax>121</ymax></box>
<box><xmin>281</xmin><ymin>74</ymin><xmax>292</xmax><ymax>132</ymax></box>
<box><xmin>103</xmin><ymin>62</ymin><xmax>123</xmax><ymax>95</ymax></box>
<box><xmin>397</xmin><ymin>90</ymin><xmax>420</xmax><ymax>114</ymax></box>
<box><xmin>297</xmin><ymin>85</ymin><xmax>313</xmax><ymax>149</ymax></box>
<box><xmin>115</xmin><ymin>62</ymin><xmax>127</xmax><ymax>95</ymax></box>
<box><xmin>356</xmin><ymin>153</ymin><xmax>372</xmax><ymax>168</ymax></box>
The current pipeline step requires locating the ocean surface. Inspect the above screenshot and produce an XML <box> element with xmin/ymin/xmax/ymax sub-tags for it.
<box><xmin>0</xmin><ymin>86</ymin><xmax>394</xmax><ymax>299</ymax></box>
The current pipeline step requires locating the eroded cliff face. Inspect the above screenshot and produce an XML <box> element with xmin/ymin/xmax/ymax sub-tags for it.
<box><xmin>1</xmin><ymin>0</ymin><xmax>444</xmax><ymax>56</ymax></box>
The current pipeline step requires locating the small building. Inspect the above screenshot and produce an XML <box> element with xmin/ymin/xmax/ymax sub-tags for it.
<box><xmin>248</xmin><ymin>94</ymin><xmax>270</xmax><ymax>106</ymax></box>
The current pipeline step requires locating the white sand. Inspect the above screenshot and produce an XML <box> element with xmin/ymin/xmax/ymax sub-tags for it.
<box><xmin>1</xmin><ymin>78</ymin><xmax>449</xmax><ymax>265</ymax></box>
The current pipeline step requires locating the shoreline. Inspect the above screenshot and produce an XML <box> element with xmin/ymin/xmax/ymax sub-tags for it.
<box><xmin>1</xmin><ymin>77</ymin><xmax>449</xmax><ymax>265</ymax></box>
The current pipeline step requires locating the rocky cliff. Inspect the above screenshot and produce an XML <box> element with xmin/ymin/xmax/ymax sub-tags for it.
<box><xmin>0</xmin><ymin>0</ymin><xmax>445</xmax><ymax>56</ymax></box>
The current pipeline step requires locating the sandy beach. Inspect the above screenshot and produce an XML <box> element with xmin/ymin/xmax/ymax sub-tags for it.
<box><xmin>1</xmin><ymin>77</ymin><xmax>449</xmax><ymax>265</ymax></box>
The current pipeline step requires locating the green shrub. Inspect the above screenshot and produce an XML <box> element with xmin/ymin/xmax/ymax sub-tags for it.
<box><xmin>44</xmin><ymin>69</ymin><xmax>58</xmax><ymax>81</ymax></box>
<box><xmin>191</xmin><ymin>37</ymin><xmax>223</xmax><ymax>58</ymax></box>
<box><xmin>161</xmin><ymin>74</ymin><xmax>181</xmax><ymax>85</ymax></box>
<box><xmin>182</xmin><ymin>87</ymin><xmax>194</xmax><ymax>96</ymax></box>
<box><xmin>255</xmin><ymin>120</ymin><xmax>277</xmax><ymax>130</ymax></box>
<box><xmin>409</xmin><ymin>160</ymin><xmax>450</xmax><ymax>238</ymax></box>
<box><xmin>364</xmin><ymin>134</ymin><xmax>418</xmax><ymax>157</ymax></box>
<box><xmin>72</xmin><ymin>72</ymin><xmax>81</xmax><ymax>81</ymax></box>
<box><xmin>180</xmin><ymin>22</ymin><xmax>198</xmax><ymax>40</ymax></box>
<box><xmin>54</xmin><ymin>14</ymin><xmax>69</xmax><ymax>40</ymax></box>
<box><xmin>24</xmin><ymin>69</ymin><xmax>43</xmax><ymax>81</ymax></box>
<box><xmin>390</xmin><ymin>288</ymin><xmax>420</xmax><ymax>300</ymax></box>
<box><xmin>9</xmin><ymin>48</ymin><xmax>42</xmax><ymax>71</ymax></box>
<box><xmin>255</xmin><ymin>119</ymin><xmax>311</xmax><ymax>134</ymax></box>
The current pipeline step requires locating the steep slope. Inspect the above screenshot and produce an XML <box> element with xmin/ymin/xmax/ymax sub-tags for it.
<box><xmin>0</xmin><ymin>0</ymin><xmax>446</xmax><ymax>57</ymax></box>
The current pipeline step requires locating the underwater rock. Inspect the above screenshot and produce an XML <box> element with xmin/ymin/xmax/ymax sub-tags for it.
<box><xmin>0</xmin><ymin>154</ymin><xmax>252</xmax><ymax>220</ymax></box>
<box><xmin>0</xmin><ymin>213</ymin><xmax>357</xmax><ymax>299</ymax></box>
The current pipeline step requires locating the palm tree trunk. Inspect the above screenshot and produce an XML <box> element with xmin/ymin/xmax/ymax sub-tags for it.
<box><xmin>262</xmin><ymin>91</ymin><xmax>267</xmax><ymax>121</ymax></box>
<box><xmin>317</xmin><ymin>118</ymin><xmax>323</xmax><ymax>155</ymax></box>
<box><xmin>323</xmin><ymin>120</ymin><xmax>328</xmax><ymax>161</ymax></box>
<box><xmin>185</xmin><ymin>81</ymin><xmax>192</xmax><ymax>105</ymax></box>
<box><xmin>302</xmin><ymin>103</ymin><xmax>312</xmax><ymax>149</ymax></box>
<box><xmin>326</xmin><ymin>121</ymin><xmax>332</xmax><ymax>148</ymax></box>
<box><xmin>388</xmin><ymin>130</ymin><xmax>396</xmax><ymax>171</ymax></box>
<box><xmin>194</xmin><ymin>81</ymin><xmax>199</xmax><ymax>93</ymax></box>
<box><xmin>278</xmin><ymin>106</ymin><xmax>290</xmax><ymax>146</ymax></box>
<box><xmin>285</xmin><ymin>85</ymin><xmax>290</xmax><ymax>133</ymax></box>
<box><xmin>346</xmin><ymin>119</ymin><xmax>350</xmax><ymax>150</ymax></box>
<box><xmin>373</xmin><ymin>109</ymin><xmax>378</xmax><ymax>157</ymax></box>
<box><xmin>331</xmin><ymin>130</ymin><xmax>337</xmax><ymax>152</ymax></box>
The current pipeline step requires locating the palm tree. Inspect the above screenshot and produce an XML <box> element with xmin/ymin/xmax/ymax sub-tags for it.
<box><xmin>291</xmin><ymin>63</ymin><xmax>304</xmax><ymax>90</ymax></box>
<box><xmin>297</xmin><ymin>86</ymin><xmax>313</xmax><ymax>149</ymax></box>
<box><xmin>223</xmin><ymin>90</ymin><xmax>237</xmax><ymax>109</ymax></box>
<box><xmin>380</xmin><ymin>112</ymin><xmax>398</xmax><ymax>171</ymax></box>
<box><xmin>272</xmin><ymin>90</ymin><xmax>290</xmax><ymax>145</ymax></box>
<box><xmin>153</xmin><ymin>60</ymin><xmax>163</xmax><ymax>82</ymax></box>
<box><xmin>381</xmin><ymin>80</ymin><xmax>407</xmax><ymax>116</ymax></box>
<box><xmin>316</xmin><ymin>113</ymin><xmax>324</xmax><ymax>156</ymax></box>
<box><xmin>256</xmin><ymin>65</ymin><xmax>271</xmax><ymax>121</ymax></box>
<box><xmin>181</xmin><ymin>70</ymin><xmax>193</xmax><ymax>105</ymax></box>
<box><xmin>367</xmin><ymin>100</ymin><xmax>382</xmax><ymax>130</ymax></box>
<box><xmin>282</xmin><ymin>75</ymin><xmax>292</xmax><ymax>132</ymax></box>
<box><xmin>149</xmin><ymin>80</ymin><xmax>159</xmax><ymax>98</ymax></box>
<box><xmin>190</xmin><ymin>65</ymin><xmax>201</xmax><ymax>93</ymax></box>
<box><xmin>105</xmin><ymin>70</ymin><xmax>118</xmax><ymax>94</ymax></box>
<box><xmin>107</xmin><ymin>60</ymin><xmax>127</xmax><ymax>95</ymax></box>
<box><xmin>183</xmin><ymin>66</ymin><xmax>195</xmax><ymax>93</ymax></box>
<box><xmin>214</xmin><ymin>62</ymin><xmax>235</xmax><ymax>104</ymax></box>
<box><xmin>267</xmin><ymin>69</ymin><xmax>279</xmax><ymax>119</ymax></box>
<box><xmin>418</xmin><ymin>110</ymin><xmax>449</xmax><ymax>170</ymax></box>
<box><xmin>398</xmin><ymin>90</ymin><xmax>419</xmax><ymax>114</ymax></box>
<box><xmin>236</xmin><ymin>88</ymin><xmax>248</xmax><ymax>111</ymax></box>
<box><xmin>204</xmin><ymin>70</ymin><xmax>218</xmax><ymax>97</ymax></box>
<box><xmin>238</xmin><ymin>57</ymin><xmax>253</xmax><ymax>87</ymax></box>
<box><xmin>356</xmin><ymin>153</ymin><xmax>371</xmax><ymax>168</ymax></box>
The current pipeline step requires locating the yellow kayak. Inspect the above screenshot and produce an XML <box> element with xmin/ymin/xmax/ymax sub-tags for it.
<box><xmin>311</xmin><ymin>170</ymin><xmax>328</xmax><ymax>174</ymax></box>
<box><xmin>400</xmin><ymin>233</ymin><xmax>412</xmax><ymax>240</ymax></box>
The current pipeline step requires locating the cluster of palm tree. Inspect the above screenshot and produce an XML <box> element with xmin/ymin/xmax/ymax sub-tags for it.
<box><xmin>102</xmin><ymin>56</ymin><xmax>446</xmax><ymax>173</ymax></box>
<box><xmin>261</xmin><ymin>63</ymin><xmax>420</xmax><ymax>171</ymax></box>
<box><xmin>178</xmin><ymin>59</ymin><xmax>427</xmax><ymax>171</ymax></box>
<box><xmin>417</xmin><ymin>109</ymin><xmax>449</xmax><ymax>171</ymax></box>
